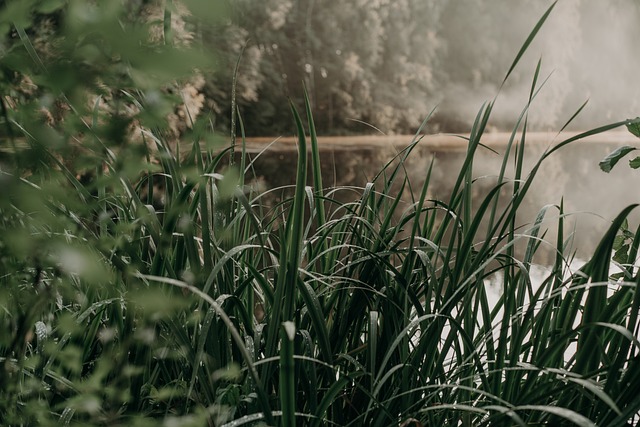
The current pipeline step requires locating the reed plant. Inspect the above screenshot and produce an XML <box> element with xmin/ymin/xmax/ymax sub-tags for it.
<box><xmin>2</xmin><ymin>1</ymin><xmax>640</xmax><ymax>426</ymax></box>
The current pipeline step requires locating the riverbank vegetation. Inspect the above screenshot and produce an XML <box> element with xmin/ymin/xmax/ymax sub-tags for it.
<box><xmin>2</xmin><ymin>1</ymin><xmax>640</xmax><ymax>426</ymax></box>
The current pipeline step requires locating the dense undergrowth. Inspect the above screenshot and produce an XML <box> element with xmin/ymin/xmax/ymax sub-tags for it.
<box><xmin>2</xmin><ymin>1</ymin><xmax>640</xmax><ymax>426</ymax></box>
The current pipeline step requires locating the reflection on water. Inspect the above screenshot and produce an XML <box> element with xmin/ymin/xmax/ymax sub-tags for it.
<box><xmin>243</xmin><ymin>131</ymin><xmax>639</xmax><ymax>259</ymax></box>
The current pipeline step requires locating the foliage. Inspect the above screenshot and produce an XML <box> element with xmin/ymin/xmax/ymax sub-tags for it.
<box><xmin>2</xmin><ymin>1</ymin><xmax>640</xmax><ymax>427</ymax></box>
<box><xmin>599</xmin><ymin>118</ymin><xmax>640</xmax><ymax>172</ymax></box>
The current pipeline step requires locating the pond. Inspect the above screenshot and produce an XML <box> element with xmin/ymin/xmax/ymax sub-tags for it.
<box><xmin>240</xmin><ymin>131</ymin><xmax>639</xmax><ymax>261</ymax></box>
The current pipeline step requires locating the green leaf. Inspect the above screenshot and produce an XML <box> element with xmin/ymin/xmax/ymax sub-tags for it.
<box><xmin>612</xmin><ymin>244</ymin><xmax>629</xmax><ymax>264</ymax></box>
<box><xmin>599</xmin><ymin>145</ymin><xmax>637</xmax><ymax>173</ymax></box>
<box><xmin>627</xmin><ymin>117</ymin><xmax>640</xmax><ymax>138</ymax></box>
<box><xmin>0</xmin><ymin>0</ymin><xmax>35</xmax><ymax>28</ymax></box>
<box><xmin>217</xmin><ymin>167</ymin><xmax>240</xmax><ymax>201</ymax></box>
<box><xmin>280</xmin><ymin>321</ymin><xmax>296</xmax><ymax>427</ymax></box>
<box><xmin>35</xmin><ymin>0</ymin><xmax>66</xmax><ymax>14</ymax></box>
<box><xmin>629</xmin><ymin>156</ymin><xmax>640</xmax><ymax>169</ymax></box>
<box><xmin>612</xmin><ymin>235</ymin><xmax>626</xmax><ymax>251</ymax></box>
<box><xmin>610</xmin><ymin>272</ymin><xmax>625</xmax><ymax>281</ymax></box>
<box><xmin>502</xmin><ymin>1</ymin><xmax>557</xmax><ymax>85</ymax></box>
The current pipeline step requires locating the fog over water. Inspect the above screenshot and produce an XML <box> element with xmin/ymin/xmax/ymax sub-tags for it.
<box><xmin>433</xmin><ymin>0</ymin><xmax>640</xmax><ymax>131</ymax></box>
<box><xmin>426</xmin><ymin>0</ymin><xmax>640</xmax><ymax>257</ymax></box>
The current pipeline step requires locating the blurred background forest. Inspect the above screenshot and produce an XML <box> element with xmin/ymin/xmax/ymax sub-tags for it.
<box><xmin>10</xmin><ymin>0</ymin><xmax>640</xmax><ymax>137</ymax></box>
<box><xmin>208</xmin><ymin>0</ymin><xmax>640</xmax><ymax>135</ymax></box>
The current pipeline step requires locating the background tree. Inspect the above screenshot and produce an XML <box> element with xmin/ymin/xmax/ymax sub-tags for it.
<box><xmin>200</xmin><ymin>0</ymin><xmax>639</xmax><ymax>136</ymax></box>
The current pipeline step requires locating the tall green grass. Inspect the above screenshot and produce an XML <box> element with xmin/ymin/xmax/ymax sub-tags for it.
<box><xmin>2</xmin><ymin>1</ymin><xmax>640</xmax><ymax>426</ymax></box>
